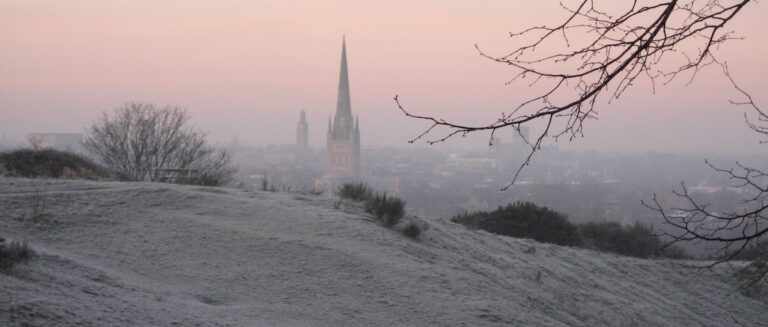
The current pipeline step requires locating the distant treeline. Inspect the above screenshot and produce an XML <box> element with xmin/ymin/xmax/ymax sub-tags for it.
<box><xmin>452</xmin><ymin>202</ymin><xmax>688</xmax><ymax>259</ymax></box>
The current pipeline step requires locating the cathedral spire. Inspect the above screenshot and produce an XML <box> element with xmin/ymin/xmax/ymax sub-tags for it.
<box><xmin>325</xmin><ymin>36</ymin><xmax>361</xmax><ymax>179</ymax></box>
<box><xmin>335</xmin><ymin>36</ymin><xmax>352</xmax><ymax>125</ymax></box>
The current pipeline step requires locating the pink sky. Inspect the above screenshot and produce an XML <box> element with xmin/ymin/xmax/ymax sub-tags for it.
<box><xmin>1</xmin><ymin>0</ymin><xmax>766</xmax><ymax>153</ymax></box>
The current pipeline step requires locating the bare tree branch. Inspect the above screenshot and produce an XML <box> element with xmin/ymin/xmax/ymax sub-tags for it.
<box><xmin>397</xmin><ymin>0</ymin><xmax>752</xmax><ymax>190</ymax></box>
<box><xmin>643</xmin><ymin>63</ymin><xmax>768</xmax><ymax>288</ymax></box>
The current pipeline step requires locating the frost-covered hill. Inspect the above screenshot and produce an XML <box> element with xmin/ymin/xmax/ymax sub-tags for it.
<box><xmin>0</xmin><ymin>178</ymin><xmax>765</xmax><ymax>326</ymax></box>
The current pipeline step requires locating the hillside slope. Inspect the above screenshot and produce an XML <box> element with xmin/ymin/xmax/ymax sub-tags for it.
<box><xmin>0</xmin><ymin>178</ymin><xmax>765</xmax><ymax>326</ymax></box>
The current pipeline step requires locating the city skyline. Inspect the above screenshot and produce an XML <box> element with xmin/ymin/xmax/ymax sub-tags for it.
<box><xmin>1</xmin><ymin>1</ymin><xmax>767</xmax><ymax>154</ymax></box>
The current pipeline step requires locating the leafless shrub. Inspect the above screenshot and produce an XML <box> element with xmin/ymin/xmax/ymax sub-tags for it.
<box><xmin>28</xmin><ymin>181</ymin><xmax>49</xmax><ymax>223</ymax></box>
<box><xmin>401</xmin><ymin>221</ymin><xmax>423</xmax><ymax>239</ymax></box>
<box><xmin>84</xmin><ymin>102</ymin><xmax>237</xmax><ymax>186</ymax></box>
<box><xmin>337</xmin><ymin>183</ymin><xmax>372</xmax><ymax>202</ymax></box>
<box><xmin>365</xmin><ymin>192</ymin><xmax>406</xmax><ymax>227</ymax></box>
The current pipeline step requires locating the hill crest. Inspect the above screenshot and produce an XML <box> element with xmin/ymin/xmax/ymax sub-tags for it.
<box><xmin>1</xmin><ymin>177</ymin><xmax>765</xmax><ymax>326</ymax></box>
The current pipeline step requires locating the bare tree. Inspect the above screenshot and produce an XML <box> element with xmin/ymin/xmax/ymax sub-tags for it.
<box><xmin>396</xmin><ymin>0</ymin><xmax>752</xmax><ymax>190</ymax></box>
<box><xmin>84</xmin><ymin>102</ymin><xmax>238</xmax><ymax>186</ymax></box>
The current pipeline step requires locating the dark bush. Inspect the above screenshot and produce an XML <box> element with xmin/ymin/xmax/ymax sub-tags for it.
<box><xmin>338</xmin><ymin>183</ymin><xmax>372</xmax><ymax>202</ymax></box>
<box><xmin>0</xmin><ymin>239</ymin><xmax>34</xmax><ymax>270</ymax></box>
<box><xmin>723</xmin><ymin>240</ymin><xmax>767</xmax><ymax>293</ymax></box>
<box><xmin>401</xmin><ymin>221</ymin><xmax>423</xmax><ymax>239</ymax></box>
<box><xmin>737</xmin><ymin>254</ymin><xmax>768</xmax><ymax>297</ymax></box>
<box><xmin>0</xmin><ymin>148</ymin><xmax>109</xmax><ymax>179</ymax></box>
<box><xmin>658</xmin><ymin>244</ymin><xmax>689</xmax><ymax>259</ymax></box>
<box><xmin>579</xmin><ymin>221</ymin><xmax>688</xmax><ymax>259</ymax></box>
<box><xmin>365</xmin><ymin>192</ymin><xmax>406</xmax><ymax>227</ymax></box>
<box><xmin>452</xmin><ymin>202</ymin><xmax>689</xmax><ymax>258</ymax></box>
<box><xmin>728</xmin><ymin>240</ymin><xmax>768</xmax><ymax>261</ymax></box>
<box><xmin>452</xmin><ymin>202</ymin><xmax>582</xmax><ymax>247</ymax></box>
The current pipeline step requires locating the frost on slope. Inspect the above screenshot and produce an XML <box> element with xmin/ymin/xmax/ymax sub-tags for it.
<box><xmin>0</xmin><ymin>177</ymin><xmax>765</xmax><ymax>326</ymax></box>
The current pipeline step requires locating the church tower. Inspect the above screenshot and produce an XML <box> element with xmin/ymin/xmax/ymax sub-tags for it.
<box><xmin>326</xmin><ymin>36</ymin><xmax>361</xmax><ymax>178</ymax></box>
<box><xmin>296</xmin><ymin>110</ymin><xmax>309</xmax><ymax>151</ymax></box>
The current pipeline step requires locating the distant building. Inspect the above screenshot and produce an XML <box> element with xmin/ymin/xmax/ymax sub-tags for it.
<box><xmin>446</xmin><ymin>153</ymin><xmax>497</xmax><ymax>170</ymax></box>
<box><xmin>26</xmin><ymin>133</ymin><xmax>84</xmax><ymax>153</ymax></box>
<box><xmin>296</xmin><ymin>110</ymin><xmax>309</xmax><ymax>151</ymax></box>
<box><xmin>316</xmin><ymin>37</ymin><xmax>362</xmax><ymax>192</ymax></box>
<box><xmin>488</xmin><ymin>136</ymin><xmax>504</xmax><ymax>157</ymax></box>
<box><xmin>325</xmin><ymin>37</ymin><xmax>360</xmax><ymax>178</ymax></box>
<box><xmin>260</xmin><ymin>144</ymin><xmax>299</xmax><ymax>165</ymax></box>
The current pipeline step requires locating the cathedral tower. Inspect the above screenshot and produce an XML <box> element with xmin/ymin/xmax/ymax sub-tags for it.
<box><xmin>326</xmin><ymin>37</ymin><xmax>360</xmax><ymax>178</ymax></box>
<box><xmin>296</xmin><ymin>110</ymin><xmax>309</xmax><ymax>151</ymax></box>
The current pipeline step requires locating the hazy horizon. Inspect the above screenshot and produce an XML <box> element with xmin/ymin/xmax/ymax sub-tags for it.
<box><xmin>2</xmin><ymin>0</ymin><xmax>767</xmax><ymax>154</ymax></box>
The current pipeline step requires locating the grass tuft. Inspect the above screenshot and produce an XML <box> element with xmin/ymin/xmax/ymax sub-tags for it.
<box><xmin>0</xmin><ymin>239</ymin><xmax>34</xmax><ymax>271</ymax></box>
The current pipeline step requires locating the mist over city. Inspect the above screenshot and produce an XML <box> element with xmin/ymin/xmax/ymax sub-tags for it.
<box><xmin>1</xmin><ymin>1</ymin><xmax>767</xmax><ymax>326</ymax></box>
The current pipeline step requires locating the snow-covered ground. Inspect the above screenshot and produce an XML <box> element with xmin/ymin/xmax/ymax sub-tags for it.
<box><xmin>0</xmin><ymin>177</ymin><xmax>765</xmax><ymax>326</ymax></box>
